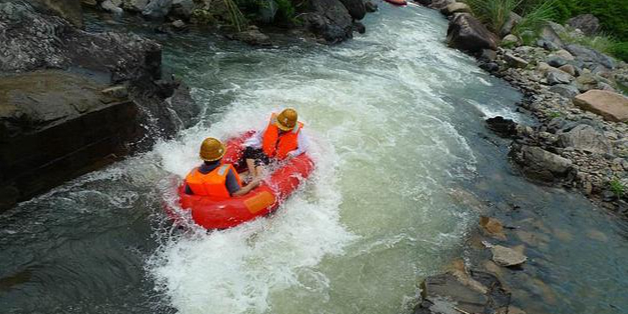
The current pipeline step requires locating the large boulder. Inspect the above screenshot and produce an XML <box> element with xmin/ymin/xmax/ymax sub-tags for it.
<box><xmin>565</xmin><ymin>44</ymin><xmax>615</xmax><ymax>69</ymax></box>
<box><xmin>546</xmin><ymin>69</ymin><xmax>573</xmax><ymax>85</ymax></box>
<box><xmin>304</xmin><ymin>0</ymin><xmax>353</xmax><ymax>43</ymax></box>
<box><xmin>338</xmin><ymin>0</ymin><xmax>366</xmax><ymax>20</ymax></box>
<box><xmin>510</xmin><ymin>144</ymin><xmax>573</xmax><ymax>183</ymax></box>
<box><xmin>0</xmin><ymin>71</ymin><xmax>139</xmax><ymax>211</ymax></box>
<box><xmin>557</xmin><ymin>124</ymin><xmax>612</xmax><ymax>154</ymax></box>
<box><xmin>414</xmin><ymin>271</ymin><xmax>510</xmax><ymax>314</ymax></box>
<box><xmin>573</xmin><ymin>90</ymin><xmax>628</xmax><ymax>122</ymax></box>
<box><xmin>446</xmin><ymin>13</ymin><xmax>498</xmax><ymax>53</ymax></box>
<box><xmin>21</xmin><ymin>0</ymin><xmax>84</xmax><ymax>28</ymax></box>
<box><xmin>567</xmin><ymin>14</ymin><xmax>600</xmax><ymax>36</ymax></box>
<box><xmin>491</xmin><ymin>245</ymin><xmax>527</xmax><ymax>267</ymax></box>
<box><xmin>537</xmin><ymin>25</ymin><xmax>564</xmax><ymax>50</ymax></box>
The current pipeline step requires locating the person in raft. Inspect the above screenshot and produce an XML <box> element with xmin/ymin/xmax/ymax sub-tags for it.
<box><xmin>242</xmin><ymin>108</ymin><xmax>309</xmax><ymax>177</ymax></box>
<box><xmin>184</xmin><ymin>137</ymin><xmax>261</xmax><ymax>198</ymax></box>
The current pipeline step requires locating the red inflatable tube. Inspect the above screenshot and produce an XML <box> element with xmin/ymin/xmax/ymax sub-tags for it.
<box><xmin>168</xmin><ymin>132</ymin><xmax>315</xmax><ymax>229</ymax></box>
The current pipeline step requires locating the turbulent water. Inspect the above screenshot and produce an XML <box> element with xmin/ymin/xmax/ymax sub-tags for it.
<box><xmin>2</xmin><ymin>4</ymin><xmax>628</xmax><ymax>314</ymax></box>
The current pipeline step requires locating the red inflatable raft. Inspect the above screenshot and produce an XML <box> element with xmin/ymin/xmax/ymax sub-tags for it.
<box><xmin>168</xmin><ymin>132</ymin><xmax>315</xmax><ymax>229</ymax></box>
<box><xmin>384</xmin><ymin>0</ymin><xmax>407</xmax><ymax>5</ymax></box>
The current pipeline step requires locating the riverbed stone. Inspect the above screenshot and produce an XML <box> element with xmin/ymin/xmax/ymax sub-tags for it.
<box><xmin>558</xmin><ymin>64</ymin><xmax>576</xmax><ymax>76</ymax></box>
<box><xmin>510</xmin><ymin>144</ymin><xmax>573</xmax><ymax>183</ymax></box>
<box><xmin>504</xmin><ymin>52</ymin><xmax>528</xmax><ymax>68</ymax></box>
<box><xmin>122</xmin><ymin>0</ymin><xmax>149</xmax><ymax>12</ymax></box>
<box><xmin>480</xmin><ymin>216</ymin><xmax>506</xmax><ymax>239</ymax></box>
<box><xmin>565</xmin><ymin>44</ymin><xmax>615</xmax><ymax>69</ymax></box>
<box><xmin>500</xmin><ymin>12</ymin><xmax>522</xmax><ymax>37</ymax></box>
<box><xmin>547</xmin><ymin>70</ymin><xmax>573</xmax><ymax>85</ymax></box>
<box><xmin>549</xmin><ymin>84</ymin><xmax>579</xmax><ymax>99</ymax></box>
<box><xmin>502</xmin><ymin>34</ymin><xmax>519</xmax><ymax>47</ymax></box>
<box><xmin>142</xmin><ymin>0</ymin><xmax>173</xmax><ymax>19</ymax></box>
<box><xmin>441</xmin><ymin>2</ymin><xmax>470</xmax><ymax>16</ymax></box>
<box><xmin>486</xmin><ymin>116</ymin><xmax>518</xmax><ymax>138</ymax></box>
<box><xmin>567</xmin><ymin>14</ymin><xmax>600</xmax><ymax>36</ymax></box>
<box><xmin>101</xmin><ymin>0</ymin><xmax>124</xmax><ymax>14</ymax></box>
<box><xmin>491</xmin><ymin>245</ymin><xmax>527</xmax><ymax>267</ymax></box>
<box><xmin>558</xmin><ymin>124</ymin><xmax>612</xmax><ymax>154</ymax></box>
<box><xmin>447</xmin><ymin>13</ymin><xmax>498</xmax><ymax>53</ymax></box>
<box><xmin>414</xmin><ymin>271</ymin><xmax>510</xmax><ymax>314</ymax></box>
<box><xmin>573</xmin><ymin>90</ymin><xmax>628</xmax><ymax>122</ymax></box>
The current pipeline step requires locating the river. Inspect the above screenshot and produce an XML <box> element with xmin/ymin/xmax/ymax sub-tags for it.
<box><xmin>1</xmin><ymin>3</ymin><xmax>628</xmax><ymax>314</ymax></box>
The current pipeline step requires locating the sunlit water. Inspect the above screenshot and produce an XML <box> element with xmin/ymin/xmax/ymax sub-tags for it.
<box><xmin>1</xmin><ymin>3</ymin><xmax>628</xmax><ymax>314</ymax></box>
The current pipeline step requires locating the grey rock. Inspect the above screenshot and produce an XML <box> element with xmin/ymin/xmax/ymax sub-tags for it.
<box><xmin>547</xmin><ymin>70</ymin><xmax>573</xmax><ymax>85</ymax></box>
<box><xmin>23</xmin><ymin>0</ymin><xmax>84</xmax><ymax>28</ymax></box>
<box><xmin>549</xmin><ymin>84</ymin><xmax>579</xmax><ymax>99</ymax></box>
<box><xmin>142</xmin><ymin>0</ymin><xmax>173</xmax><ymax>19</ymax></box>
<box><xmin>547</xmin><ymin>21</ymin><xmax>566</xmax><ymax>34</ymax></box>
<box><xmin>352</xmin><ymin>21</ymin><xmax>366</xmax><ymax>34</ymax></box>
<box><xmin>231</xmin><ymin>28</ymin><xmax>271</xmax><ymax>46</ymax></box>
<box><xmin>364</xmin><ymin>0</ymin><xmax>377</xmax><ymax>12</ymax></box>
<box><xmin>447</xmin><ymin>13</ymin><xmax>498</xmax><ymax>53</ymax></box>
<box><xmin>546</xmin><ymin>55</ymin><xmax>568</xmax><ymax>67</ymax></box>
<box><xmin>502</xmin><ymin>34</ymin><xmax>519</xmax><ymax>46</ymax></box>
<box><xmin>538</xmin><ymin>25</ymin><xmax>564</xmax><ymax>49</ymax></box>
<box><xmin>338</xmin><ymin>0</ymin><xmax>366</xmax><ymax>20</ymax></box>
<box><xmin>479</xmin><ymin>49</ymin><xmax>497</xmax><ymax>62</ymax></box>
<box><xmin>559</xmin><ymin>64</ymin><xmax>576</xmax><ymax>76</ymax></box>
<box><xmin>101</xmin><ymin>0</ymin><xmax>123</xmax><ymax>14</ymax></box>
<box><xmin>441</xmin><ymin>2</ymin><xmax>470</xmax><ymax>16</ymax></box>
<box><xmin>491</xmin><ymin>245</ymin><xmax>527</xmax><ymax>267</ymax></box>
<box><xmin>427</xmin><ymin>0</ymin><xmax>454</xmax><ymax>10</ymax></box>
<box><xmin>414</xmin><ymin>271</ymin><xmax>510</xmax><ymax>314</ymax></box>
<box><xmin>500</xmin><ymin>11</ymin><xmax>522</xmax><ymax>37</ymax></box>
<box><xmin>304</xmin><ymin>0</ymin><xmax>353</xmax><ymax>43</ymax></box>
<box><xmin>510</xmin><ymin>144</ymin><xmax>573</xmax><ymax>182</ymax></box>
<box><xmin>122</xmin><ymin>0</ymin><xmax>149</xmax><ymax>12</ymax></box>
<box><xmin>567</xmin><ymin>14</ymin><xmax>600</xmax><ymax>35</ymax></box>
<box><xmin>504</xmin><ymin>52</ymin><xmax>528</xmax><ymax>68</ymax></box>
<box><xmin>558</xmin><ymin>124</ymin><xmax>612</xmax><ymax>154</ymax></box>
<box><xmin>565</xmin><ymin>44</ymin><xmax>615</xmax><ymax>69</ymax></box>
<box><xmin>170</xmin><ymin>0</ymin><xmax>194</xmax><ymax>18</ymax></box>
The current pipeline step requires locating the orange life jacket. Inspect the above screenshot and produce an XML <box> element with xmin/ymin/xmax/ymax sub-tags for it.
<box><xmin>185</xmin><ymin>164</ymin><xmax>242</xmax><ymax>199</ymax></box>
<box><xmin>262</xmin><ymin>113</ymin><xmax>304</xmax><ymax>160</ymax></box>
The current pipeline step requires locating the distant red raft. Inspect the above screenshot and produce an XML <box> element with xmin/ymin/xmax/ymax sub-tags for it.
<box><xmin>168</xmin><ymin>132</ymin><xmax>315</xmax><ymax>229</ymax></box>
<box><xmin>384</xmin><ymin>0</ymin><xmax>407</xmax><ymax>5</ymax></box>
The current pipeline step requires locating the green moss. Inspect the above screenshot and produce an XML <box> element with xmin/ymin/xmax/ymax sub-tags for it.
<box><xmin>610</xmin><ymin>179</ymin><xmax>626</xmax><ymax>199</ymax></box>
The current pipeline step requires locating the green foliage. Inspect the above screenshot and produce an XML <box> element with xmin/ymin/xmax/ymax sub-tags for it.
<box><xmin>223</xmin><ymin>0</ymin><xmax>248</xmax><ymax>31</ymax></box>
<box><xmin>465</xmin><ymin>0</ymin><xmax>521</xmax><ymax>32</ymax></box>
<box><xmin>610</xmin><ymin>179</ymin><xmax>626</xmax><ymax>199</ymax></box>
<box><xmin>274</xmin><ymin>0</ymin><xmax>296</xmax><ymax>24</ymax></box>
<box><xmin>547</xmin><ymin>111</ymin><xmax>562</xmax><ymax>119</ymax></box>
<box><xmin>548</xmin><ymin>0</ymin><xmax>628</xmax><ymax>41</ymax></box>
<box><xmin>610</xmin><ymin>42</ymin><xmax>628</xmax><ymax>62</ymax></box>
<box><xmin>512</xmin><ymin>0</ymin><xmax>557</xmax><ymax>38</ymax></box>
<box><xmin>559</xmin><ymin>30</ymin><xmax>616</xmax><ymax>55</ymax></box>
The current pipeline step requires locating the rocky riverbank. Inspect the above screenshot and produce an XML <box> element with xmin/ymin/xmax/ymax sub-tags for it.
<box><xmin>82</xmin><ymin>0</ymin><xmax>377</xmax><ymax>45</ymax></box>
<box><xmin>411</xmin><ymin>1</ymin><xmax>627</xmax><ymax>313</ymax></box>
<box><xmin>0</xmin><ymin>1</ymin><xmax>199</xmax><ymax>211</ymax></box>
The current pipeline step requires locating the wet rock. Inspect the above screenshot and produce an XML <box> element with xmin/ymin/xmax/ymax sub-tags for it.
<box><xmin>565</xmin><ymin>44</ymin><xmax>615</xmax><ymax>69</ymax></box>
<box><xmin>171</xmin><ymin>19</ymin><xmax>186</xmax><ymax>30</ymax></box>
<box><xmin>122</xmin><ymin>0</ymin><xmax>149</xmax><ymax>12</ymax></box>
<box><xmin>573</xmin><ymin>90</ymin><xmax>628</xmax><ymax>122</ymax></box>
<box><xmin>446</xmin><ymin>13</ymin><xmax>498</xmax><ymax>53</ymax></box>
<box><xmin>24</xmin><ymin>0</ymin><xmax>84</xmax><ymax>28</ymax></box>
<box><xmin>586</xmin><ymin>229</ymin><xmax>609</xmax><ymax>242</ymax></box>
<box><xmin>491</xmin><ymin>245</ymin><xmax>527</xmax><ymax>267</ymax></box>
<box><xmin>427</xmin><ymin>0</ymin><xmax>454</xmax><ymax>10</ymax></box>
<box><xmin>480</xmin><ymin>216</ymin><xmax>506</xmax><ymax>239</ymax></box>
<box><xmin>486</xmin><ymin>116</ymin><xmax>518</xmax><ymax>138</ymax></box>
<box><xmin>364</xmin><ymin>0</ymin><xmax>377</xmax><ymax>12</ymax></box>
<box><xmin>504</xmin><ymin>52</ymin><xmax>528</xmax><ymax>68</ymax></box>
<box><xmin>338</xmin><ymin>0</ymin><xmax>366</xmax><ymax>20</ymax></box>
<box><xmin>0</xmin><ymin>71</ymin><xmax>140</xmax><ymax>211</ymax></box>
<box><xmin>414</xmin><ymin>271</ymin><xmax>510</xmax><ymax>314</ymax></box>
<box><xmin>546</xmin><ymin>55</ymin><xmax>568</xmax><ymax>68</ymax></box>
<box><xmin>352</xmin><ymin>21</ymin><xmax>366</xmax><ymax>34</ymax></box>
<box><xmin>557</xmin><ymin>124</ymin><xmax>612</xmax><ymax>154</ymax></box>
<box><xmin>548</xmin><ymin>84</ymin><xmax>579</xmax><ymax>99</ymax></box>
<box><xmin>440</xmin><ymin>2</ymin><xmax>470</xmax><ymax>16</ymax></box>
<box><xmin>142</xmin><ymin>0</ymin><xmax>173</xmax><ymax>19</ymax></box>
<box><xmin>567</xmin><ymin>14</ymin><xmax>600</xmax><ymax>36</ymax></box>
<box><xmin>170</xmin><ymin>0</ymin><xmax>194</xmax><ymax>19</ymax></box>
<box><xmin>479</xmin><ymin>61</ymin><xmax>499</xmax><ymax>73</ymax></box>
<box><xmin>510</xmin><ymin>144</ymin><xmax>573</xmax><ymax>183</ymax></box>
<box><xmin>230</xmin><ymin>28</ymin><xmax>271</xmax><ymax>46</ymax></box>
<box><xmin>101</xmin><ymin>0</ymin><xmax>123</xmax><ymax>14</ymax></box>
<box><xmin>304</xmin><ymin>0</ymin><xmax>353</xmax><ymax>43</ymax></box>
<box><xmin>500</xmin><ymin>12</ymin><xmax>522</xmax><ymax>37</ymax></box>
<box><xmin>479</xmin><ymin>49</ymin><xmax>497</xmax><ymax>62</ymax></box>
<box><xmin>101</xmin><ymin>85</ymin><xmax>129</xmax><ymax>99</ymax></box>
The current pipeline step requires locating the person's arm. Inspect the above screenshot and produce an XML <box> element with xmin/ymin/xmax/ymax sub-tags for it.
<box><xmin>227</xmin><ymin>169</ymin><xmax>261</xmax><ymax>197</ymax></box>
<box><xmin>243</xmin><ymin>131</ymin><xmax>263</xmax><ymax>149</ymax></box>
<box><xmin>287</xmin><ymin>131</ymin><xmax>309</xmax><ymax>158</ymax></box>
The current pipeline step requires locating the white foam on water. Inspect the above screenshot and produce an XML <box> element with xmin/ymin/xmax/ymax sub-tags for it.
<box><xmin>147</xmin><ymin>5</ymin><xmax>520</xmax><ymax>314</ymax></box>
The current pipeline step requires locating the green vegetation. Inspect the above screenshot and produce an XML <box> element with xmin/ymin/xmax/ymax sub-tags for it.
<box><xmin>465</xmin><ymin>0</ymin><xmax>520</xmax><ymax>33</ymax></box>
<box><xmin>609</xmin><ymin>179</ymin><xmax>626</xmax><ymax>199</ymax></box>
<box><xmin>547</xmin><ymin>111</ymin><xmax>562</xmax><ymax>119</ymax></box>
<box><xmin>512</xmin><ymin>0</ymin><xmax>556</xmax><ymax>39</ymax></box>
